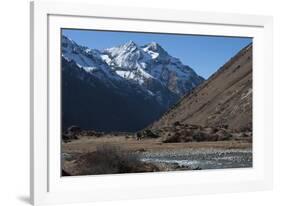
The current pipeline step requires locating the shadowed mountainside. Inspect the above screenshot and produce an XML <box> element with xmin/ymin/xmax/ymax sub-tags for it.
<box><xmin>62</xmin><ymin>58</ymin><xmax>165</xmax><ymax>132</ymax></box>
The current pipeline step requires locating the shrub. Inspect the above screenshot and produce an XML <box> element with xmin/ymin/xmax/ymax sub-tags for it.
<box><xmin>143</xmin><ymin>129</ymin><xmax>159</xmax><ymax>138</ymax></box>
<box><xmin>62</xmin><ymin>133</ymin><xmax>78</xmax><ymax>143</ymax></box>
<box><xmin>136</xmin><ymin>131</ymin><xmax>142</xmax><ymax>138</ymax></box>
<box><xmin>192</xmin><ymin>131</ymin><xmax>207</xmax><ymax>142</ymax></box>
<box><xmin>62</xmin><ymin>169</ymin><xmax>71</xmax><ymax>176</ymax></box>
<box><xmin>163</xmin><ymin>133</ymin><xmax>182</xmax><ymax>143</ymax></box>
<box><xmin>173</xmin><ymin>121</ymin><xmax>181</xmax><ymax>126</ymax></box>
<box><xmin>74</xmin><ymin>144</ymin><xmax>159</xmax><ymax>175</ymax></box>
<box><xmin>163</xmin><ymin>132</ymin><xmax>192</xmax><ymax>143</ymax></box>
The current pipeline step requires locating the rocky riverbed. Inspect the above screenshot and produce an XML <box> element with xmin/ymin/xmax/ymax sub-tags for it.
<box><xmin>139</xmin><ymin>148</ymin><xmax>252</xmax><ymax>170</ymax></box>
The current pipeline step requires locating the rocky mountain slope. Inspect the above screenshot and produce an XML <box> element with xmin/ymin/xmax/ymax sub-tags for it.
<box><xmin>152</xmin><ymin>43</ymin><xmax>252</xmax><ymax>131</ymax></box>
<box><xmin>62</xmin><ymin>58</ymin><xmax>167</xmax><ymax>132</ymax></box>
<box><xmin>61</xmin><ymin>35</ymin><xmax>204</xmax><ymax>132</ymax></box>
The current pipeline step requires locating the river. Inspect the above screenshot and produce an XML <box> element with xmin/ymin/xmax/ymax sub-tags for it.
<box><xmin>140</xmin><ymin>148</ymin><xmax>252</xmax><ymax>170</ymax></box>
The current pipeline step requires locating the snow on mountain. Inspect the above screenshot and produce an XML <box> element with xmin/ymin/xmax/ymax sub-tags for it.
<box><xmin>142</xmin><ymin>42</ymin><xmax>204</xmax><ymax>95</ymax></box>
<box><xmin>61</xmin><ymin>35</ymin><xmax>204</xmax><ymax>107</ymax></box>
<box><xmin>62</xmin><ymin>35</ymin><xmax>101</xmax><ymax>68</ymax></box>
<box><xmin>61</xmin><ymin>36</ymin><xmax>121</xmax><ymax>83</ymax></box>
<box><xmin>102</xmin><ymin>41</ymin><xmax>153</xmax><ymax>85</ymax></box>
<box><xmin>104</xmin><ymin>40</ymin><xmax>152</xmax><ymax>69</ymax></box>
<box><xmin>142</xmin><ymin>42</ymin><xmax>169</xmax><ymax>60</ymax></box>
<box><xmin>103</xmin><ymin>40</ymin><xmax>204</xmax><ymax>96</ymax></box>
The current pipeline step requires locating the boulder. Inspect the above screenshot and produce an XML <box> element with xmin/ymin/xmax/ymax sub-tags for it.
<box><xmin>67</xmin><ymin>125</ymin><xmax>82</xmax><ymax>134</ymax></box>
<box><xmin>203</xmin><ymin>127</ymin><xmax>216</xmax><ymax>134</ymax></box>
<box><xmin>181</xmin><ymin>129</ymin><xmax>193</xmax><ymax>137</ymax></box>
<box><xmin>192</xmin><ymin>131</ymin><xmax>218</xmax><ymax>142</ymax></box>
<box><xmin>216</xmin><ymin>129</ymin><xmax>232</xmax><ymax>141</ymax></box>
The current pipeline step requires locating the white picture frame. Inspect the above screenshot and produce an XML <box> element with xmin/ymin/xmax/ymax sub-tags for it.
<box><xmin>30</xmin><ymin>0</ymin><xmax>273</xmax><ymax>205</ymax></box>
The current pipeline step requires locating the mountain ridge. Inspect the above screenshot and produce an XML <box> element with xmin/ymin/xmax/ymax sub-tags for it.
<box><xmin>62</xmin><ymin>35</ymin><xmax>204</xmax><ymax>101</ymax></box>
<box><xmin>151</xmin><ymin>43</ymin><xmax>252</xmax><ymax>131</ymax></box>
<box><xmin>61</xmin><ymin>35</ymin><xmax>204</xmax><ymax>132</ymax></box>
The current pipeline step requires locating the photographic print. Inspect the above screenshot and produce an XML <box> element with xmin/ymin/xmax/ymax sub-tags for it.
<box><xmin>61</xmin><ymin>29</ymin><xmax>252</xmax><ymax>176</ymax></box>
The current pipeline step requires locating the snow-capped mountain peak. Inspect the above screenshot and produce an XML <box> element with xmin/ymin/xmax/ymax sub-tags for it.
<box><xmin>123</xmin><ymin>40</ymin><xmax>138</xmax><ymax>50</ymax></box>
<box><xmin>62</xmin><ymin>35</ymin><xmax>205</xmax><ymax>132</ymax></box>
<box><xmin>62</xmin><ymin>35</ymin><xmax>102</xmax><ymax>68</ymax></box>
<box><xmin>104</xmin><ymin>40</ymin><xmax>139</xmax><ymax>57</ymax></box>
<box><xmin>143</xmin><ymin>41</ymin><xmax>167</xmax><ymax>55</ymax></box>
<box><xmin>61</xmin><ymin>35</ymin><xmax>204</xmax><ymax>104</ymax></box>
<box><xmin>62</xmin><ymin>35</ymin><xmax>123</xmax><ymax>83</ymax></box>
<box><xmin>103</xmin><ymin>41</ymin><xmax>151</xmax><ymax>72</ymax></box>
<box><xmin>143</xmin><ymin>42</ymin><xmax>173</xmax><ymax>61</ymax></box>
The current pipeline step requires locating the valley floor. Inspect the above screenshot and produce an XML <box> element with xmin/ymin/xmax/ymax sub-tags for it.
<box><xmin>62</xmin><ymin>135</ymin><xmax>252</xmax><ymax>176</ymax></box>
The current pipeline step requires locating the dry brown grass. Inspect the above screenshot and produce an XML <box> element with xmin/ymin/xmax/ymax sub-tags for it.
<box><xmin>62</xmin><ymin>135</ymin><xmax>251</xmax><ymax>154</ymax></box>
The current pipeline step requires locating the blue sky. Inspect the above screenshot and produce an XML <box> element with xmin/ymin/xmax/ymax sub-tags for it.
<box><xmin>62</xmin><ymin>29</ymin><xmax>252</xmax><ymax>79</ymax></box>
